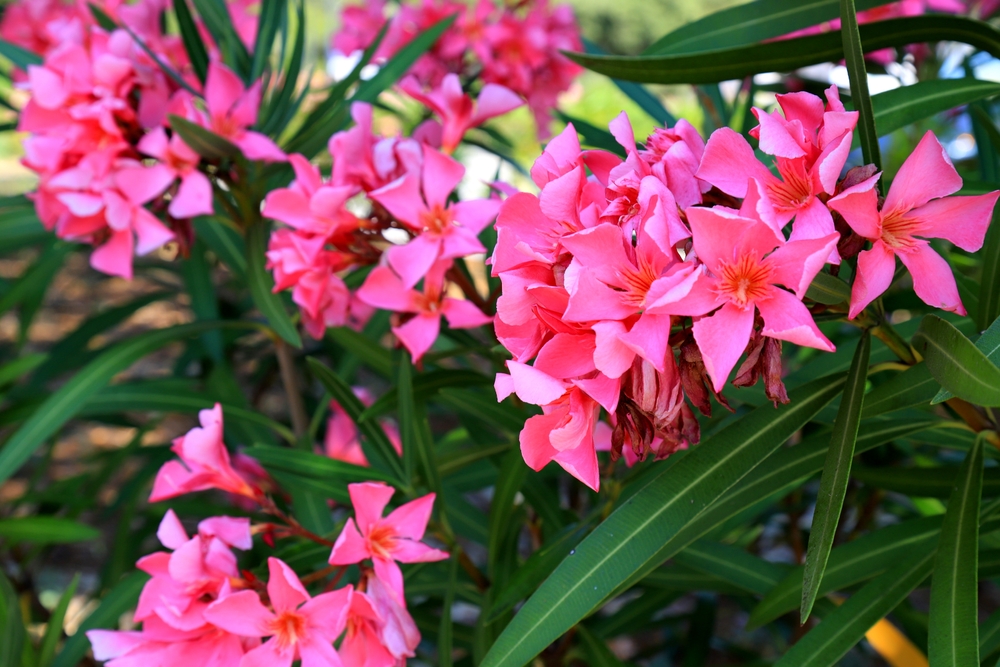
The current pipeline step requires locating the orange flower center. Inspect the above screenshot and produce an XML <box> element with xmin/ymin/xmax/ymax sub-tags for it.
<box><xmin>767</xmin><ymin>168</ymin><xmax>812</xmax><ymax>213</ymax></box>
<box><xmin>717</xmin><ymin>253</ymin><xmax>772</xmax><ymax>308</ymax></box>
<box><xmin>367</xmin><ymin>523</ymin><xmax>396</xmax><ymax>559</ymax></box>
<box><xmin>879</xmin><ymin>210</ymin><xmax>924</xmax><ymax>251</ymax></box>
<box><xmin>267</xmin><ymin>610</ymin><xmax>307</xmax><ymax>651</ymax></box>
<box><xmin>617</xmin><ymin>255</ymin><xmax>660</xmax><ymax>308</ymax></box>
<box><xmin>419</xmin><ymin>204</ymin><xmax>455</xmax><ymax>235</ymax></box>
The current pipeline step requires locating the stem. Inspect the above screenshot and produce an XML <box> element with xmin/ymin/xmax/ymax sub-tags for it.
<box><xmin>275</xmin><ymin>338</ymin><xmax>309</xmax><ymax>440</ymax></box>
<box><xmin>258</xmin><ymin>497</ymin><xmax>336</xmax><ymax>547</ymax></box>
<box><xmin>871</xmin><ymin>321</ymin><xmax>917</xmax><ymax>365</ymax></box>
<box><xmin>446</xmin><ymin>266</ymin><xmax>490</xmax><ymax>314</ymax></box>
<box><xmin>300</xmin><ymin>564</ymin><xmax>342</xmax><ymax>586</ymax></box>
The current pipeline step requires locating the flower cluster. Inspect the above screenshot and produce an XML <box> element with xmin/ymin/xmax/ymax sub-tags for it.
<box><xmin>332</xmin><ymin>0</ymin><xmax>582</xmax><ymax>135</ymax></box>
<box><xmin>92</xmin><ymin>405</ymin><xmax>444</xmax><ymax>667</ymax></box>
<box><xmin>264</xmin><ymin>102</ymin><xmax>495</xmax><ymax>358</ymax></box>
<box><xmin>15</xmin><ymin>0</ymin><xmax>280</xmax><ymax>280</ymax></box>
<box><xmin>493</xmin><ymin>85</ymin><xmax>998</xmax><ymax>491</ymax></box>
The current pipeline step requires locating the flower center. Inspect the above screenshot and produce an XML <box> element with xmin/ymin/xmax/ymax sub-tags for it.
<box><xmin>767</xmin><ymin>164</ymin><xmax>812</xmax><ymax>213</ymax></box>
<box><xmin>616</xmin><ymin>255</ymin><xmax>659</xmax><ymax>308</ymax></box>
<box><xmin>267</xmin><ymin>610</ymin><xmax>307</xmax><ymax>651</ymax></box>
<box><xmin>879</xmin><ymin>210</ymin><xmax>924</xmax><ymax>251</ymax></box>
<box><xmin>367</xmin><ymin>523</ymin><xmax>396</xmax><ymax>559</ymax></box>
<box><xmin>418</xmin><ymin>204</ymin><xmax>454</xmax><ymax>235</ymax></box>
<box><xmin>717</xmin><ymin>253</ymin><xmax>772</xmax><ymax>308</ymax></box>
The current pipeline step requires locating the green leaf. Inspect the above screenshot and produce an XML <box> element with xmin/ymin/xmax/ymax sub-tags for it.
<box><xmin>172</xmin><ymin>0</ymin><xmax>208</xmax><ymax>83</ymax></box>
<box><xmin>438</xmin><ymin>388</ymin><xmax>529</xmax><ymax>434</ymax></box>
<box><xmin>840</xmin><ymin>0</ymin><xmax>881</xmax><ymax>174</ymax></box>
<box><xmin>193</xmin><ymin>218</ymin><xmax>246</xmax><ymax>278</ymax></box>
<box><xmin>0</xmin><ymin>517</ymin><xmax>99</xmax><ymax>545</ymax></box>
<box><xmin>87</xmin><ymin>3</ymin><xmax>116</xmax><ymax>30</ymax></box>
<box><xmin>358</xmin><ymin>370</ymin><xmax>492</xmax><ymax>422</ymax></box>
<box><xmin>644</xmin><ymin>0</ymin><xmax>893</xmax><ymax>55</ymax></box>
<box><xmin>0</xmin><ymin>38</ymin><xmax>42</xmax><ymax>69</ymax></box>
<box><xmin>247</xmin><ymin>444</ymin><xmax>396</xmax><ymax>485</ymax></box>
<box><xmin>0</xmin><ymin>242</ymin><xmax>72</xmax><ymax>317</ymax></box>
<box><xmin>250</xmin><ymin>0</ymin><xmax>284</xmax><ymax>81</ymax></box>
<box><xmin>556</xmin><ymin>111</ymin><xmax>625</xmax><ymax>156</ymax></box>
<box><xmin>439</xmin><ymin>555</ymin><xmax>459</xmax><ymax>667</ymax></box>
<box><xmin>981</xmin><ymin>607</ymin><xmax>1000</xmax><ymax>658</ymax></box>
<box><xmin>567</xmin><ymin>16</ymin><xmax>1000</xmax><ymax>85</ymax></box>
<box><xmin>168</xmin><ymin>115</ymin><xmax>240</xmax><ymax>160</ymax></box>
<box><xmin>306</xmin><ymin>357</ymin><xmax>408</xmax><ymax>487</ymax></box>
<box><xmin>861</xmin><ymin>362</ymin><xmax>938</xmax><ymax>418</ymax></box>
<box><xmin>0</xmin><ymin>354</ymin><xmax>46</xmax><ymax>391</ymax></box>
<box><xmin>869</xmin><ymin>78</ymin><xmax>1000</xmax><ymax>139</ymax></box>
<box><xmin>38</xmin><ymin>574</ymin><xmax>80</xmax><ymax>667</ymax></box>
<box><xmin>933</xmin><ymin>315</ymin><xmax>1000</xmax><ymax>404</ymax></box>
<box><xmin>246</xmin><ymin>221</ymin><xmax>301</xmax><ymax>347</ymax></box>
<box><xmin>189</xmin><ymin>0</ymin><xmax>251</xmax><ymax>78</ymax></box>
<box><xmin>928</xmin><ymin>437</ymin><xmax>984</xmax><ymax>666</ymax></box>
<box><xmin>288</xmin><ymin>486</ymin><xmax>335</xmax><ymax>536</ymax></box>
<box><xmin>0</xmin><ymin>195</ymin><xmax>46</xmax><ymax>249</ymax></box>
<box><xmin>397</xmin><ymin>355</ymin><xmax>418</xmax><ymax>484</ymax></box>
<box><xmin>806</xmin><ymin>272</ymin><xmax>851</xmax><ymax>305</ymax></box>
<box><xmin>488</xmin><ymin>449</ymin><xmax>529</xmax><ymax>579</ymax></box>
<box><xmin>258</xmin><ymin>0</ymin><xmax>305</xmax><ymax>137</ymax></box>
<box><xmin>479</xmin><ymin>374</ymin><xmax>846</xmax><ymax>667</ymax></box>
<box><xmin>582</xmin><ymin>38</ymin><xmax>673</xmax><ymax>125</ymax></box>
<box><xmin>326</xmin><ymin>327</ymin><xmax>393</xmax><ymax>378</ymax></box>
<box><xmin>801</xmin><ymin>331</ymin><xmax>870</xmax><ymax>622</ymax></box>
<box><xmin>851</xmin><ymin>465</ymin><xmax>1000</xmax><ymax>498</ymax></box>
<box><xmin>773</xmin><ymin>547</ymin><xmax>935</xmax><ymax>667</ymax></box>
<box><xmin>749</xmin><ymin>515</ymin><xmax>943</xmax><ymax>629</ymax></box>
<box><xmin>676</xmin><ymin>540</ymin><xmax>790</xmax><ymax>596</ymax></box>
<box><xmin>913</xmin><ymin>314</ymin><xmax>1000</xmax><ymax>407</ymax></box>
<box><xmin>0</xmin><ymin>320</ymin><xmax>254</xmax><ymax>485</ymax></box>
<box><xmin>181</xmin><ymin>240</ymin><xmax>223</xmax><ymax>361</ymax></box>
<box><xmin>0</xmin><ymin>571</ymin><xmax>24</xmax><ymax>667</ymax></box>
<box><xmin>576</xmin><ymin>625</ymin><xmax>630</xmax><ymax>667</ymax></box>
<box><xmin>52</xmin><ymin>572</ymin><xmax>148</xmax><ymax>667</ymax></box>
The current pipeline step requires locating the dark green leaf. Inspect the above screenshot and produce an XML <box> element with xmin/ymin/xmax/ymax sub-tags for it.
<box><xmin>246</xmin><ymin>221</ymin><xmax>301</xmax><ymax>347</ymax></box>
<box><xmin>189</xmin><ymin>0</ymin><xmax>251</xmax><ymax>78</ymax></box>
<box><xmin>247</xmin><ymin>444</ymin><xmax>396</xmax><ymax>485</ymax></box>
<box><xmin>193</xmin><ymin>218</ymin><xmax>246</xmax><ymax>279</ymax></box>
<box><xmin>801</xmin><ymin>331</ymin><xmax>870</xmax><ymax>621</ymax></box>
<box><xmin>326</xmin><ymin>327</ymin><xmax>393</xmax><ymax>378</ymax></box>
<box><xmin>0</xmin><ymin>354</ymin><xmax>46</xmax><ymax>391</ymax></box>
<box><xmin>978</xmin><ymin>183</ymin><xmax>1000</xmax><ymax>332</ymax></box>
<box><xmin>556</xmin><ymin>111</ymin><xmax>625</xmax><ymax>156</ymax></box>
<box><xmin>981</xmin><ymin>607</ymin><xmax>1000</xmax><ymax>658</ymax></box>
<box><xmin>933</xmin><ymin>315</ymin><xmax>1000</xmax><ymax>404</ymax></box>
<box><xmin>861</xmin><ymin>362</ymin><xmax>938</xmax><ymax>418</ymax></box>
<box><xmin>0</xmin><ymin>571</ymin><xmax>24</xmax><ymax>667</ymax></box>
<box><xmin>87</xmin><ymin>3</ymin><xmax>116</xmax><ymax>30</ymax></box>
<box><xmin>840</xmin><ymin>0</ymin><xmax>881</xmax><ymax>173</ymax></box>
<box><xmin>0</xmin><ymin>38</ymin><xmax>42</xmax><ymax>69</ymax></box>
<box><xmin>928</xmin><ymin>437</ymin><xmax>984</xmax><ymax>666</ymax></box>
<box><xmin>168</xmin><ymin>115</ymin><xmax>240</xmax><ymax>160</ymax></box>
<box><xmin>479</xmin><ymin>374</ymin><xmax>846</xmax><ymax>667</ymax></box>
<box><xmin>0</xmin><ymin>195</ymin><xmax>46</xmax><ymax>249</ymax></box>
<box><xmin>439</xmin><ymin>556</ymin><xmax>459</xmax><ymax>667</ymax></box>
<box><xmin>676</xmin><ymin>540</ymin><xmax>790</xmax><ymax>596</ymax></box>
<box><xmin>250</xmin><ymin>0</ymin><xmax>284</xmax><ymax>81</ymax></box>
<box><xmin>438</xmin><ymin>388</ymin><xmax>529</xmax><ymax>434</ymax></box>
<box><xmin>576</xmin><ymin>625</ymin><xmax>630</xmax><ymax>667</ymax></box>
<box><xmin>806</xmin><ymin>272</ymin><xmax>851</xmax><ymax>305</ymax></box>
<box><xmin>567</xmin><ymin>17</ymin><xmax>1000</xmax><ymax>85</ymax></box>
<box><xmin>359</xmin><ymin>370</ymin><xmax>492</xmax><ymax>422</ymax></box>
<box><xmin>172</xmin><ymin>0</ymin><xmax>208</xmax><ymax>83</ymax></box>
<box><xmin>38</xmin><ymin>574</ymin><xmax>80</xmax><ymax>667</ymax></box>
<box><xmin>851</xmin><ymin>465</ymin><xmax>1000</xmax><ymax>498</ymax></box>
<box><xmin>488</xmin><ymin>449</ymin><xmax>529</xmax><ymax>579</ymax></box>
<box><xmin>288</xmin><ymin>486</ymin><xmax>335</xmax><ymax>536</ymax></box>
<box><xmin>913</xmin><ymin>314</ymin><xmax>1000</xmax><ymax>407</ymax></box>
<box><xmin>0</xmin><ymin>517</ymin><xmax>99</xmax><ymax>545</ymax></box>
<box><xmin>582</xmin><ymin>38</ymin><xmax>673</xmax><ymax>125</ymax></box>
<box><xmin>52</xmin><ymin>572</ymin><xmax>148</xmax><ymax>667</ymax></box>
<box><xmin>869</xmin><ymin>79</ymin><xmax>1000</xmax><ymax>139</ymax></box>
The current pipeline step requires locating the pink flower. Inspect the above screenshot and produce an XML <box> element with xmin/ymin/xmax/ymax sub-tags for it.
<box><xmin>828</xmin><ymin>131</ymin><xmax>999</xmax><ymax>317</ymax></box>
<box><xmin>651</xmin><ymin>187</ymin><xmax>838</xmax><ymax>392</ymax></box>
<box><xmin>325</xmin><ymin>389</ymin><xmax>402</xmax><ymax>466</ymax></box>
<box><xmin>339</xmin><ymin>574</ymin><xmax>420</xmax><ymax>667</ymax></box>
<box><xmin>264</xmin><ymin>154</ymin><xmax>361</xmax><ymax>236</ymax></box>
<box><xmin>137</xmin><ymin>126</ymin><xmax>213</xmax><ymax>219</ymax></box>
<box><xmin>88</xmin><ymin>616</ymin><xmax>251</xmax><ymax>667</ymax></box>
<box><xmin>134</xmin><ymin>510</ymin><xmax>252</xmax><ymax>631</ymax></box>
<box><xmin>356</xmin><ymin>260</ymin><xmax>492</xmax><ymax>362</ymax></box>
<box><xmin>328</xmin><ymin>482</ymin><xmax>448</xmax><ymax>601</ymax></box>
<box><xmin>400</xmin><ymin>73</ymin><xmax>523</xmax><ymax>153</ymax></box>
<box><xmin>370</xmin><ymin>144</ymin><xmax>501</xmax><ymax>288</ymax></box>
<box><xmin>697</xmin><ymin>85</ymin><xmax>857</xmax><ymax>261</ymax></box>
<box><xmin>193</xmin><ymin>62</ymin><xmax>285</xmax><ymax>162</ymax></box>
<box><xmin>205</xmin><ymin>558</ymin><xmax>352</xmax><ymax>667</ymax></box>
<box><xmin>150</xmin><ymin>404</ymin><xmax>262</xmax><ymax>503</ymax></box>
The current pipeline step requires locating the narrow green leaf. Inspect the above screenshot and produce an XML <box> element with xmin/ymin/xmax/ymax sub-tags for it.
<box><xmin>0</xmin><ymin>242</ymin><xmax>71</xmax><ymax>317</ymax></box>
<box><xmin>801</xmin><ymin>331</ymin><xmax>870</xmax><ymax>622</ymax></box>
<box><xmin>0</xmin><ymin>320</ymin><xmax>254</xmax><ymax>485</ymax></box>
<box><xmin>0</xmin><ymin>195</ymin><xmax>46</xmax><ymax>249</ymax></box>
<box><xmin>326</xmin><ymin>326</ymin><xmax>393</xmax><ymax>378</ymax></box>
<box><xmin>438</xmin><ymin>388</ymin><xmax>529</xmax><ymax>434</ymax></box>
<box><xmin>38</xmin><ymin>574</ymin><xmax>80</xmax><ymax>667</ymax></box>
<box><xmin>914</xmin><ymin>314</ymin><xmax>1000</xmax><ymax>407</ymax></box>
<box><xmin>193</xmin><ymin>218</ymin><xmax>246</xmax><ymax>279</ymax></box>
<box><xmin>851</xmin><ymin>465</ymin><xmax>1000</xmax><ymax>498</ymax></box>
<box><xmin>397</xmin><ymin>355</ymin><xmax>418</xmax><ymax>484</ymax></box>
<box><xmin>774</xmin><ymin>547</ymin><xmax>935</xmax><ymax>667</ymax></box>
<box><xmin>928</xmin><ymin>437</ymin><xmax>984</xmax><ymax>666</ymax></box>
<box><xmin>246</xmin><ymin>221</ymin><xmax>301</xmax><ymax>347</ymax></box>
<box><xmin>556</xmin><ymin>111</ymin><xmax>625</xmax><ymax>156</ymax></box>
<box><xmin>981</xmin><ymin>607</ymin><xmax>1000</xmax><ymax>658</ymax></box>
<box><xmin>181</xmin><ymin>241</ymin><xmax>223</xmax><ymax>361</ymax></box>
<box><xmin>439</xmin><ymin>555</ymin><xmax>459</xmax><ymax>667</ymax></box>
<box><xmin>259</xmin><ymin>0</ymin><xmax>305</xmax><ymax>136</ymax></box>
<box><xmin>0</xmin><ymin>354</ymin><xmax>46</xmax><ymax>391</ymax></box>
<box><xmin>576</xmin><ymin>625</ymin><xmax>629</xmax><ymax>667</ymax></box>
<box><xmin>479</xmin><ymin>374</ymin><xmax>846</xmax><ymax>667</ymax></box>
<box><xmin>582</xmin><ymin>38</ymin><xmax>673</xmax><ymax>125</ymax></box>
<box><xmin>806</xmin><ymin>272</ymin><xmax>851</xmax><ymax>305</ymax></box>
<box><xmin>567</xmin><ymin>16</ymin><xmax>1000</xmax><ymax>85</ymax></box>
<box><xmin>676</xmin><ymin>540</ymin><xmax>790</xmax><ymax>596</ymax></box>
<box><xmin>288</xmin><ymin>486</ymin><xmax>335</xmax><ymax>536</ymax></box>
<box><xmin>933</xmin><ymin>315</ymin><xmax>1000</xmax><ymax>404</ymax></box>
<box><xmin>487</xmin><ymin>449</ymin><xmax>529</xmax><ymax>578</ymax></box>
<box><xmin>0</xmin><ymin>38</ymin><xmax>42</xmax><ymax>69</ymax></box>
<box><xmin>250</xmin><ymin>0</ymin><xmax>283</xmax><ymax>81</ymax></box>
<box><xmin>247</xmin><ymin>445</ymin><xmax>396</xmax><ymax>485</ymax></box>
<box><xmin>358</xmin><ymin>370</ymin><xmax>491</xmax><ymax>422</ymax></box>
<box><xmin>172</xmin><ymin>0</ymin><xmax>208</xmax><ymax>83</ymax></box>
<box><xmin>189</xmin><ymin>0</ymin><xmax>251</xmax><ymax>78</ymax></box>
<box><xmin>861</xmin><ymin>362</ymin><xmax>938</xmax><ymax>417</ymax></box>
<box><xmin>87</xmin><ymin>3</ymin><xmax>116</xmax><ymax>29</ymax></box>
<box><xmin>869</xmin><ymin>79</ymin><xmax>1000</xmax><ymax>139</ymax></box>
<box><xmin>0</xmin><ymin>572</ymin><xmax>24</xmax><ymax>667</ymax></box>
<box><xmin>840</xmin><ymin>0</ymin><xmax>881</xmax><ymax>174</ymax></box>
<box><xmin>306</xmin><ymin>357</ymin><xmax>408</xmax><ymax>486</ymax></box>
<box><xmin>52</xmin><ymin>572</ymin><xmax>148</xmax><ymax>667</ymax></box>
<box><xmin>0</xmin><ymin>518</ymin><xmax>99</xmax><ymax>545</ymax></box>
<box><xmin>169</xmin><ymin>115</ymin><xmax>240</xmax><ymax>160</ymax></box>
<box><xmin>979</xmin><ymin>208</ymin><xmax>1000</xmax><ymax>331</ymax></box>
<box><xmin>644</xmin><ymin>0</ymin><xmax>893</xmax><ymax>55</ymax></box>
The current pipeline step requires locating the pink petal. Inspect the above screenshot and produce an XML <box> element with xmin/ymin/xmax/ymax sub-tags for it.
<box><xmin>756</xmin><ymin>287</ymin><xmax>835</xmax><ymax>351</ymax></box>
<box><xmin>300</xmin><ymin>586</ymin><xmax>352</xmax><ymax>639</ymax></box>
<box><xmin>372</xmin><ymin>557</ymin><xmax>406</xmax><ymax>604</ymax></box>
<box><xmin>133</xmin><ymin>209</ymin><xmax>174</xmax><ymax>256</ymax></box>
<box><xmin>116</xmin><ymin>165</ymin><xmax>175</xmax><ymax>206</ymax></box>
<box><xmin>691</xmin><ymin>302</ymin><xmax>755</xmax><ymax>393</ymax></box>
<box><xmin>328</xmin><ymin>518</ymin><xmax>371</xmax><ymax>565</ymax></box>
<box><xmin>392</xmin><ymin>313</ymin><xmax>441</xmax><ymax>361</ymax></box>
<box><xmin>58</xmin><ymin>192</ymin><xmax>105</xmax><ymax>217</ymax></box>
<box><xmin>506</xmin><ymin>360</ymin><xmax>568</xmax><ymax>405</ymax></box>
<box><xmin>883</xmin><ymin>131</ymin><xmax>963</xmax><ymax>214</ymax></box>
<box><xmin>237</xmin><ymin>132</ymin><xmax>287</xmax><ymax>162</ymax></box>
<box><xmin>288</xmin><ymin>153</ymin><xmax>323</xmax><ymax>194</ymax></box>
<box><xmin>849</xmin><ymin>240</ymin><xmax>897</xmax><ymax>319</ymax></box>
<box><xmin>149</xmin><ymin>460</ymin><xmax>200</xmax><ymax>502</ymax></box>
<box><xmin>205</xmin><ymin>63</ymin><xmax>245</xmax><ymax>121</ymax></box>
<box><xmin>562</xmin><ymin>271</ymin><xmax>634</xmax><ymax>322</ymax></box>
<box><xmin>263</xmin><ymin>189</ymin><xmax>314</xmax><ymax>228</ymax></box>
<box><xmin>169</xmin><ymin>172</ymin><xmax>214</xmax><ymax>219</ymax></box>
<box><xmin>203</xmin><ymin>590</ymin><xmax>273</xmax><ymax>636</ymax></box>
<box><xmin>695</xmin><ymin>127</ymin><xmax>774</xmax><ymax>198</ymax></box>
<box><xmin>520</xmin><ymin>412</ymin><xmax>563</xmax><ymax>471</ymax></box>
<box><xmin>827</xmin><ymin>174</ymin><xmax>882</xmax><ymax>239</ymax></box>
<box><xmin>552</xmin><ymin>436</ymin><xmax>600</xmax><ymax>492</ymax></box>
<box><xmin>473</xmin><ymin>83</ymin><xmax>523</xmax><ymax>122</ymax></box>
<box><xmin>450</xmin><ymin>198</ymin><xmax>502</xmax><ymax>235</ymax></box>
<box><xmin>644</xmin><ymin>265</ymin><xmax>721</xmax><ymax>317</ymax></box>
<box><xmin>592</xmin><ymin>320</ymin><xmax>635</xmax><ymax>379</ymax></box>
<box><xmin>28</xmin><ymin>65</ymin><xmax>68</xmax><ymax>109</ymax></box>
<box><xmin>348</xmin><ymin>482</ymin><xmax>396</xmax><ymax>533</ymax></box>
<box><xmin>560</xmin><ymin>223</ymin><xmax>631</xmax><ymax>288</ymax></box>
<box><xmin>754</xmin><ymin>109</ymin><xmax>808</xmax><ymax>159</ymax></box>
<box><xmin>534</xmin><ymin>332</ymin><xmax>597</xmax><ymax>378</ymax></box>
<box><xmin>530</xmin><ymin>123</ymin><xmax>582</xmax><ymax>188</ymax></box>
<box><xmin>356</xmin><ymin>266</ymin><xmax>420</xmax><ymax>313</ymax></box>
<box><xmin>86</xmin><ymin>630</ymin><xmax>146</xmax><ymax>660</ymax></box>
<box><xmin>156</xmin><ymin>509</ymin><xmax>189</xmax><ymax>549</ymax></box>
<box><xmin>573</xmin><ymin>373</ymin><xmax>621</xmax><ymax>413</ymax></box>
<box><xmin>912</xmin><ymin>191</ymin><xmax>1000</xmax><ymax>251</ymax></box>
<box><xmin>298</xmin><ymin>634</ymin><xmax>345</xmax><ymax>667</ymax></box>
<box><xmin>687</xmin><ymin>206</ymin><xmax>745</xmax><ymax>273</ymax></box>
<box><xmin>137</xmin><ymin>126</ymin><xmax>170</xmax><ymax>160</ymax></box>
<box><xmin>441</xmin><ymin>298</ymin><xmax>492</xmax><ymax>328</ymax></box>
<box><xmin>90</xmin><ymin>230</ymin><xmax>134</xmax><ymax>279</ymax></box>
<box><xmin>788</xmin><ymin>196</ymin><xmax>840</xmax><ymax>264</ymax></box>
<box><xmin>370</xmin><ymin>172</ymin><xmax>424</xmax><ymax>229</ymax></box>
<box><xmin>267</xmin><ymin>557</ymin><xmax>309</xmax><ymax>613</ymax></box>
<box><xmin>386</xmin><ymin>234</ymin><xmax>442</xmax><ymax>289</ymax></box>
<box><xmin>421</xmin><ymin>144</ymin><xmax>464</xmax><ymax>209</ymax></box>
<box><xmin>384</xmin><ymin>494</ymin><xmax>436</xmax><ymax>541</ymax></box>
<box><xmin>898</xmin><ymin>243</ymin><xmax>965</xmax><ymax>315</ymax></box>
<box><xmin>814</xmin><ymin>130</ymin><xmax>854</xmax><ymax>195</ymax></box>
<box><xmin>608</xmin><ymin>111</ymin><xmax>637</xmax><ymax>154</ymax></box>
<box><xmin>618</xmin><ymin>313</ymin><xmax>672</xmax><ymax>372</ymax></box>
<box><xmin>767</xmin><ymin>233</ymin><xmax>839</xmax><ymax>299</ymax></box>
<box><xmin>775</xmin><ymin>91</ymin><xmax>825</xmax><ymax>134</ymax></box>
<box><xmin>240</xmin><ymin>639</ymin><xmax>295</xmax><ymax>667</ymax></box>
<box><xmin>198</xmin><ymin>516</ymin><xmax>251</xmax><ymax>549</ymax></box>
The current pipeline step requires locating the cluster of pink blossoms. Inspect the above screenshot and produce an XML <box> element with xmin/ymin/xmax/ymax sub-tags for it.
<box><xmin>332</xmin><ymin>0</ymin><xmax>582</xmax><ymax>135</ymax></box>
<box><xmin>93</xmin><ymin>404</ymin><xmax>445</xmax><ymax>667</ymax></box>
<box><xmin>493</xmin><ymin>85</ymin><xmax>998</xmax><ymax>492</ymax></box>
<box><xmin>264</xmin><ymin>102</ymin><xmax>497</xmax><ymax>357</ymax></box>
<box><xmin>14</xmin><ymin>0</ymin><xmax>281</xmax><ymax>280</ymax></box>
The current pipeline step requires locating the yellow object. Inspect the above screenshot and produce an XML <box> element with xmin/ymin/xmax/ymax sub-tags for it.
<box><xmin>863</xmin><ymin>617</ymin><xmax>929</xmax><ymax>667</ymax></box>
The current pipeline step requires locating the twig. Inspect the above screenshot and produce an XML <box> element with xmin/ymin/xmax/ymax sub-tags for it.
<box><xmin>275</xmin><ymin>338</ymin><xmax>309</xmax><ymax>439</ymax></box>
